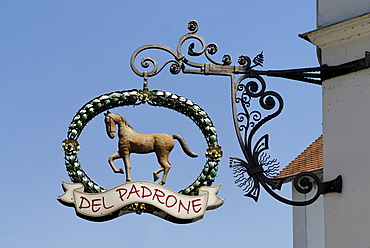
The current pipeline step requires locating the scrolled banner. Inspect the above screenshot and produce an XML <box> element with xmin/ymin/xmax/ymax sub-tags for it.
<box><xmin>58</xmin><ymin>181</ymin><xmax>224</xmax><ymax>223</ymax></box>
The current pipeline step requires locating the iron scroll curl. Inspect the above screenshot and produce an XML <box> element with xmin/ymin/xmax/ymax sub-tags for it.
<box><xmin>130</xmin><ymin>20</ymin><xmax>241</xmax><ymax>81</ymax></box>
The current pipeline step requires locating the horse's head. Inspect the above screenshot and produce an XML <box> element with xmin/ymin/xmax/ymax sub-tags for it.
<box><xmin>104</xmin><ymin>111</ymin><xmax>117</xmax><ymax>139</ymax></box>
<box><xmin>104</xmin><ymin>112</ymin><xmax>132</xmax><ymax>139</ymax></box>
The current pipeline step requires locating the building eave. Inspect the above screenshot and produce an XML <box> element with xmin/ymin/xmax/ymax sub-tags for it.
<box><xmin>299</xmin><ymin>12</ymin><xmax>370</xmax><ymax>48</ymax></box>
<box><xmin>276</xmin><ymin>136</ymin><xmax>323</xmax><ymax>184</ymax></box>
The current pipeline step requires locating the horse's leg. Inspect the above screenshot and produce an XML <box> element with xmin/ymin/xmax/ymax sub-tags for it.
<box><xmin>120</xmin><ymin>151</ymin><xmax>132</xmax><ymax>182</ymax></box>
<box><xmin>153</xmin><ymin>167</ymin><xmax>164</xmax><ymax>182</ymax></box>
<box><xmin>108</xmin><ymin>152</ymin><xmax>124</xmax><ymax>174</ymax></box>
<box><xmin>154</xmin><ymin>137</ymin><xmax>174</xmax><ymax>185</ymax></box>
<box><xmin>157</xmin><ymin>154</ymin><xmax>171</xmax><ymax>185</ymax></box>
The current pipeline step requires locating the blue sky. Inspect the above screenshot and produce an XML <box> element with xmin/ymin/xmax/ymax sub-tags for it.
<box><xmin>0</xmin><ymin>1</ymin><xmax>321</xmax><ymax>247</ymax></box>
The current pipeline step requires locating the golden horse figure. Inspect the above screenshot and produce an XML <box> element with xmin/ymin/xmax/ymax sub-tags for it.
<box><xmin>104</xmin><ymin>112</ymin><xmax>198</xmax><ymax>185</ymax></box>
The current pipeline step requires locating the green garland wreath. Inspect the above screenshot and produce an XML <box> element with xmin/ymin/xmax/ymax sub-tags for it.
<box><xmin>62</xmin><ymin>89</ymin><xmax>222</xmax><ymax>196</ymax></box>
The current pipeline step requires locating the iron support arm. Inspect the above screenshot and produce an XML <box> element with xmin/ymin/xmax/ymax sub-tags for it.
<box><xmin>182</xmin><ymin>51</ymin><xmax>370</xmax><ymax>84</ymax></box>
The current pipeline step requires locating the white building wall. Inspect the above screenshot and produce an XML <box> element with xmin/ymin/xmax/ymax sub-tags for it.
<box><xmin>321</xmin><ymin>16</ymin><xmax>370</xmax><ymax>248</ymax></box>
<box><xmin>323</xmin><ymin>68</ymin><xmax>370</xmax><ymax>248</ymax></box>
<box><xmin>301</xmin><ymin>5</ymin><xmax>370</xmax><ymax>247</ymax></box>
<box><xmin>293</xmin><ymin>184</ymin><xmax>324</xmax><ymax>248</ymax></box>
<box><xmin>317</xmin><ymin>0</ymin><xmax>370</xmax><ymax>28</ymax></box>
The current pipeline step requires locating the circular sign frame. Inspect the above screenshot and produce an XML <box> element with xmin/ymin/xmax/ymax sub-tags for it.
<box><xmin>62</xmin><ymin>89</ymin><xmax>222</xmax><ymax>196</ymax></box>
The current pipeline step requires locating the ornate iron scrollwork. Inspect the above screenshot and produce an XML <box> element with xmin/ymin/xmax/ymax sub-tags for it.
<box><xmin>229</xmin><ymin>74</ymin><xmax>284</xmax><ymax>202</ymax></box>
<box><xmin>228</xmin><ymin>73</ymin><xmax>329</xmax><ymax>206</ymax></box>
<box><xmin>130</xmin><ymin>20</ymin><xmax>343</xmax><ymax>206</ymax></box>
<box><xmin>130</xmin><ymin>20</ymin><xmax>266</xmax><ymax>82</ymax></box>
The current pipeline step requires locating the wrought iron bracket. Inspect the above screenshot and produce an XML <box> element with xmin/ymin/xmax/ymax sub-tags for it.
<box><xmin>258</xmin><ymin>51</ymin><xmax>370</xmax><ymax>85</ymax></box>
<box><xmin>129</xmin><ymin>20</ymin><xmax>346</xmax><ymax>206</ymax></box>
<box><xmin>181</xmin><ymin>50</ymin><xmax>370</xmax><ymax>85</ymax></box>
<box><xmin>322</xmin><ymin>175</ymin><xmax>343</xmax><ymax>194</ymax></box>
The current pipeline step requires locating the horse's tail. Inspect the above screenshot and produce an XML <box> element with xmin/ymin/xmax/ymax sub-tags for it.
<box><xmin>173</xmin><ymin>134</ymin><xmax>198</xmax><ymax>158</ymax></box>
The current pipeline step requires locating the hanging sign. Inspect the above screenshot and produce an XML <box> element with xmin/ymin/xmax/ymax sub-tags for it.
<box><xmin>59</xmin><ymin>89</ymin><xmax>224</xmax><ymax>223</ymax></box>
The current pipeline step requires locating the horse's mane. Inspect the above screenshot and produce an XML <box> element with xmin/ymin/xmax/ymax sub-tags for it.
<box><xmin>119</xmin><ymin>115</ymin><xmax>132</xmax><ymax>129</ymax></box>
<box><xmin>108</xmin><ymin>113</ymin><xmax>132</xmax><ymax>129</ymax></box>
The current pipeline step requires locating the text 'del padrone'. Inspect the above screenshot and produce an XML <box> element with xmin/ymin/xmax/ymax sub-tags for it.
<box><xmin>58</xmin><ymin>181</ymin><xmax>223</xmax><ymax>222</ymax></box>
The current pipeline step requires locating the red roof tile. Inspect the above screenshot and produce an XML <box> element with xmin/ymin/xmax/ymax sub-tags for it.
<box><xmin>275</xmin><ymin>135</ymin><xmax>323</xmax><ymax>179</ymax></box>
